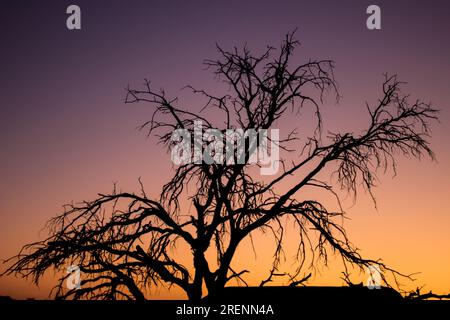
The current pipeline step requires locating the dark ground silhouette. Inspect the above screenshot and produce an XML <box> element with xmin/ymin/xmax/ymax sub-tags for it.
<box><xmin>1</xmin><ymin>286</ymin><xmax>449</xmax><ymax>319</ymax></box>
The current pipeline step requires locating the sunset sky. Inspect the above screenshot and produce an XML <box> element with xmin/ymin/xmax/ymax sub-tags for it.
<box><xmin>1</xmin><ymin>0</ymin><xmax>450</xmax><ymax>299</ymax></box>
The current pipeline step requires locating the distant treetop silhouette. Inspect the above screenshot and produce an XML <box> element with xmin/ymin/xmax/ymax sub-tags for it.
<box><xmin>2</xmin><ymin>31</ymin><xmax>438</xmax><ymax>301</ymax></box>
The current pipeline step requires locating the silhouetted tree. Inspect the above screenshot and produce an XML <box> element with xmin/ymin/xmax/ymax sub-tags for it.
<box><xmin>2</xmin><ymin>32</ymin><xmax>438</xmax><ymax>301</ymax></box>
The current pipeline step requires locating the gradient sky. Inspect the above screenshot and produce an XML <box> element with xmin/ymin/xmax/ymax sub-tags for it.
<box><xmin>1</xmin><ymin>0</ymin><xmax>450</xmax><ymax>299</ymax></box>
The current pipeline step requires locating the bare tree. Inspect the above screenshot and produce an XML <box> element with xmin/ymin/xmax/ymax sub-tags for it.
<box><xmin>2</xmin><ymin>32</ymin><xmax>438</xmax><ymax>301</ymax></box>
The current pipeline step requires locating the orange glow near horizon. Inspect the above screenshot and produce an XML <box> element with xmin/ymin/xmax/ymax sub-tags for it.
<box><xmin>1</xmin><ymin>120</ymin><xmax>449</xmax><ymax>299</ymax></box>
